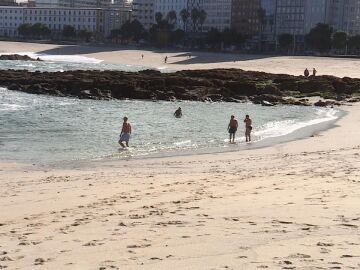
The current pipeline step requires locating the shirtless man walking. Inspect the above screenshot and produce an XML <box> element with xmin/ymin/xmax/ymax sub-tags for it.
<box><xmin>228</xmin><ymin>115</ymin><xmax>238</xmax><ymax>143</ymax></box>
<box><xmin>119</xmin><ymin>116</ymin><xmax>132</xmax><ymax>148</ymax></box>
<box><xmin>244</xmin><ymin>115</ymin><xmax>252</xmax><ymax>142</ymax></box>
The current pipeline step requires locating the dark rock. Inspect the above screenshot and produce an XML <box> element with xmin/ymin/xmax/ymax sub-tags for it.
<box><xmin>0</xmin><ymin>54</ymin><xmax>42</xmax><ymax>61</ymax></box>
<box><xmin>314</xmin><ymin>100</ymin><xmax>327</xmax><ymax>107</ymax></box>
<box><xmin>0</xmin><ymin>68</ymin><xmax>358</xmax><ymax>105</ymax></box>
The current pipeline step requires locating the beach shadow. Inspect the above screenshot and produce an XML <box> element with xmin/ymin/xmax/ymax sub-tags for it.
<box><xmin>36</xmin><ymin>44</ymin><xmax>124</xmax><ymax>56</ymax></box>
<box><xmin>168</xmin><ymin>51</ymin><xmax>274</xmax><ymax>65</ymax></box>
<box><xmin>37</xmin><ymin>44</ymin><xmax>274</xmax><ymax>65</ymax></box>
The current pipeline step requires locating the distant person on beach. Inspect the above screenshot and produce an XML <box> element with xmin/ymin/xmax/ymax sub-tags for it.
<box><xmin>312</xmin><ymin>68</ymin><xmax>317</xmax><ymax>76</ymax></box>
<box><xmin>174</xmin><ymin>107</ymin><xmax>182</xmax><ymax>118</ymax></box>
<box><xmin>228</xmin><ymin>115</ymin><xmax>238</xmax><ymax>143</ymax></box>
<box><xmin>164</xmin><ymin>56</ymin><xmax>168</xmax><ymax>64</ymax></box>
<box><xmin>244</xmin><ymin>115</ymin><xmax>252</xmax><ymax>142</ymax></box>
<box><xmin>304</xmin><ymin>68</ymin><xmax>310</xmax><ymax>77</ymax></box>
<box><xmin>118</xmin><ymin>116</ymin><xmax>132</xmax><ymax>148</ymax></box>
<box><xmin>141</xmin><ymin>54</ymin><xmax>144</xmax><ymax>59</ymax></box>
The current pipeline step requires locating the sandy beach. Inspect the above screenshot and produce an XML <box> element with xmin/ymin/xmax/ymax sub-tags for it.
<box><xmin>1</xmin><ymin>40</ymin><xmax>360</xmax><ymax>269</ymax></box>
<box><xmin>1</xmin><ymin>102</ymin><xmax>360</xmax><ymax>269</ymax></box>
<box><xmin>0</xmin><ymin>40</ymin><xmax>360</xmax><ymax>77</ymax></box>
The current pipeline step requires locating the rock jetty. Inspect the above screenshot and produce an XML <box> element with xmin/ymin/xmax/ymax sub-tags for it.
<box><xmin>0</xmin><ymin>54</ymin><xmax>42</xmax><ymax>61</ymax></box>
<box><xmin>1</xmin><ymin>68</ymin><xmax>360</xmax><ymax>105</ymax></box>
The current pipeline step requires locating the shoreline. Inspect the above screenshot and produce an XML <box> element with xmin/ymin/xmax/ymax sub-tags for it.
<box><xmin>41</xmin><ymin>106</ymin><xmax>345</xmax><ymax>170</ymax></box>
<box><xmin>1</xmin><ymin>40</ymin><xmax>360</xmax><ymax>78</ymax></box>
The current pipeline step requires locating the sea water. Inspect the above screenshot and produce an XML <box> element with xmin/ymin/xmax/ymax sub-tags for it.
<box><xmin>0</xmin><ymin>87</ymin><xmax>341</xmax><ymax>165</ymax></box>
<box><xmin>0</xmin><ymin>52</ymin><xmax>170</xmax><ymax>72</ymax></box>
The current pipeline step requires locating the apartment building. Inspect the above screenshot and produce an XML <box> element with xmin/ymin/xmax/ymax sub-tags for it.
<box><xmin>328</xmin><ymin>0</ymin><xmax>360</xmax><ymax>35</ymax></box>
<box><xmin>231</xmin><ymin>0</ymin><xmax>260</xmax><ymax>36</ymax></box>
<box><xmin>24</xmin><ymin>7</ymin><xmax>104</xmax><ymax>33</ymax></box>
<box><xmin>0</xmin><ymin>6</ymin><xmax>23</xmax><ymax>36</ymax></box>
<box><xmin>104</xmin><ymin>5</ymin><xmax>131</xmax><ymax>36</ymax></box>
<box><xmin>0</xmin><ymin>0</ymin><xmax>17</xmax><ymax>6</ymax></box>
<box><xmin>34</xmin><ymin>0</ymin><xmax>112</xmax><ymax>8</ymax></box>
<box><xmin>132</xmin><ymin>0</ymin><xmax>154</xmax><ymax>30</ymax></box>
<box><xmin>0</xmin><ymin>6</ymin><xmax>108</xmax><ymax>37</ymax></box>
<box><xmin>201</xmin><ymin>0</ymin><xmax>231</xmax><ymax>32</ymax></box>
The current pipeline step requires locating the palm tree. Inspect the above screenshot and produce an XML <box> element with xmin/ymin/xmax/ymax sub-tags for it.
<box><xmin>198</xmin><ymin>9</ymin><xmax>207</xmax><ymax>32</ymax></box>
<box><xmin>166</xmin><ymin>10</ymin><xmax>177</xmax><ymax>27</ymax></box>
<box><xmin>155</xmin><ymin>12</ymin><xmax>163</xmax><ymax>25</ymax></box>
<box><xmin>190</xmin><ymin>8</ymin><xmax>200</xmax><ymax>32</ymax></box>
<box><xmin>180</xmin><ymin>9</ymin><xmax>190</xmax><ymax>31</ymax></box>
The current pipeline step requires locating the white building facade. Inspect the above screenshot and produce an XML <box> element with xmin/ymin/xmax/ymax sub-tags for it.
<box><xmin>0</xmin><ymin>6</ymin><xmax>23</xmax><ymax>37</ymax></box>
<box><xmin>0</xmin><ymin>6</ymin><xmax>116</xmax><ymax>38</ymax></box>
<box><xmin>23</xmin><ymin>7</ymin><xmax>104</xmax><ymax>34</ymax></box>
<box><xmin>132</xmin><ymin>0</ymin><xmax>154</xmax><ymax>30</ymax></box>
<box><xmin>104</xmin><ymin>7</ymin><xmax>131</xmax><ymax>36</ymax></box>
<box><xmin>34</xmin><ymin>0</ymin><xmax>112</xmax><ymax>8</ymax></box>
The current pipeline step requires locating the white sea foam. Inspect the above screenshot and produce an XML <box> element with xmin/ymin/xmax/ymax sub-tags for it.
<box><xmin>0</xmin><ymin>52</ymin><xmax>102</xmax><ymax>63</ymax></box>
<box><xmin>0</xmin><ymin>103</ymin><xmax>28</xmax><ymax>111</ymax></box>
<box><xmin>254</xmin><ymin>108</ymin><xmax>338</xmax><ymax>139</ymax></box>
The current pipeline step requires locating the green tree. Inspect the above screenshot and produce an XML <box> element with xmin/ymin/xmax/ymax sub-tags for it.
<box><xmin>17</xmin><ymin>23</ymin><xmax>32</xmax><ymax>37</ymax></box>
<box><xmin>78</xmin><ymin>28</ymin><xmax>93</xmax><ymax>42</ymax></box>
<box><xmin>278</xmin><ymin>33</ymin><xmax>293</xmax><ymax>51</ymax></box>
<box><xmin>332</xmin><ymin>31</ymin><xmax>347</xmax><ymax>51</ymax></box>
<box><xmin>206</xmin><ymin>27</ymin><xmax>221</xmax><ymax>48</ymax></box>
<box><xmin>305</xmin><ymin>23</ymin><xmax>333</xmax><ymax>53</ymax></box>
<box><xmin>31</xmin><ymin>23</ymin><xmax>51</xmax><ymax>38</ymax></box>
<box><xmin>108</xmin><ymin>28</ymin><xmax>121</xmax><ymax>43</ymax></box>
<box><xmin>221</xmin><ymin>28</ymin><xmax>237</xmax><ymax>47</ymax></box>
<box><xmin>180</xmin><ymin>9</ymin><xmax>190</xmax><ymax>31</ymax></box>
<box><xmin>348</xmin><ymin>35</ymin><xmax>360</xmax><ymax>52</ymax></box>
<box><xmin>62</xmin><ymin>25</ymin><xmax>76</xmax><ymax>40</ymax></box>
<box><xmin>170</xmin><ymin>29</ymin><xmax>185</xmax><ymax>45</ymax></box>
<box><xmin>120</xmin><ymin>20</ymin><xmax>145</xmax><ymax>43</ymax></box>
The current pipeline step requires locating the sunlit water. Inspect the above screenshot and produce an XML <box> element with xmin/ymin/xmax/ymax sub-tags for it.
<box><xmin>0</xmin><ymin>87</ymin><xmax>341</xmax><ymax>164</ymax></box>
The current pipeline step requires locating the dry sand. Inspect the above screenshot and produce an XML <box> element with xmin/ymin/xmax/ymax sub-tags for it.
<box><xmin>0</xmin><ymin>40</ymin><xmax>360</xmax><ymax>77</ymax></box>
<box><xmin>1</xmin><ymin>103</ymin><xmax>359</xmax><ymax>269</ymax></box>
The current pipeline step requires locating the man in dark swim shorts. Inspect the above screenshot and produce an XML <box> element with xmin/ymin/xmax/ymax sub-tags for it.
<box><xmin>244</xmin><ymin>114</ymin><xmax>252</xmax><ymax>142</ymax></box>
<box><xmin>228</xmin><ymin>115</ymin><xmax>238</xmax><ymax>143</ymax></box>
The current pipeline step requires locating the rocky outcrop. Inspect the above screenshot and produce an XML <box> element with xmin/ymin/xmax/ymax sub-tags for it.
<box><xmin>1</xmin><ymin>68</ymin><xmax>359</xmax><ymax>106</ymax></box>
<box><xmin>0</xmin><ymin>54</ymin><xmax>42</xmax><ymax>61</ymax></box>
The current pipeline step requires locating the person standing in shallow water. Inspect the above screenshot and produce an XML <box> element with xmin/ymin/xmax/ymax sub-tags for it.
<box><xmin>244</xmin><ymin>115</ymin><xmax>252</xmax><ymax>142</ymax></box>
<box><xmin>119</xmin><ymin>117</ymin><xmax>132</xmax><ymax>148</ymax></box>
<box><xmin>174</xmin><ymin>107</ymin><xmax>182</xmax><ymax>118</ymax></box>
<box><xmin>228</xmin><ymin>115</ymin><xmax>238</xmax><ymax>143</ymax></box>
